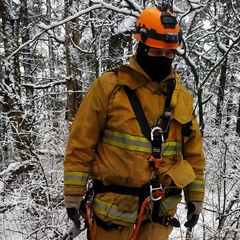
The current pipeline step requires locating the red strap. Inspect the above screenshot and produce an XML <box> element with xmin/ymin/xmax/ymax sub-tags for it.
<box><xmin>86</xmin><ymin>204</ymin><xmax>95</xmax><ymax>240</ymax></box>
<box><xmin>128</xmin><ymin>197</ymin><xmax>151</xmax><ymax>240</ymax></box>
<box><xmin>148</xmin><ymin>155</ymin><xmax>162</xmax><ymax>175</ymax></box>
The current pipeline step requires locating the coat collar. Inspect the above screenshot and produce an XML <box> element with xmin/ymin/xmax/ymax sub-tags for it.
<box><xmin>116</xmin><ymin>55</ymin><xmax>181</xmax><ymax>110</ymax></box>
<box><xmin>117</xmin><ymin>55</ymin><xmax>148</xmax><ymax>89</ymax></box>
<box><xmin>117</xmin><ymin>55</ymin><xmax>180</xmax><ymax>93</ymax></box>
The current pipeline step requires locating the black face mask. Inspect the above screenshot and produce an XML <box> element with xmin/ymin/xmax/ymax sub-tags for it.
<box><xmin>137</xmin><ymin>54</ymin><xmax>173</xmax><ymax>82</ymax></box>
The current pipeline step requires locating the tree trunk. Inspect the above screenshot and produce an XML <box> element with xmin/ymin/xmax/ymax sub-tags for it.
<box><xmin>236</xmin><ymin>98</ymin><xmax>240</xmax><ymax>135</ymax></box>
<box><xmin>0</xmin><ymin>0</ymin><xmax>31</xmax><ymax>161</ymax></box>
<box><xmin>20</xmin><ymin>0</ymin><xmax>36</xmax><ymax>145</ymax></box>
<box><xmin>215</xmin><ymin>58</ymin><xmax>228</xmax><ymax>127</ymax></box>
<box><xmin>64</xmin><ymin>0</ymin><xmax>83</xmax><ymax>121</ymax></box>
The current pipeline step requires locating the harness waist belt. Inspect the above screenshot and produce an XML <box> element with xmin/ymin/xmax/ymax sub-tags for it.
<box><xmin>93</xmin><ymin>179</ymin><xmax>149</xmax><ymax>197</ymax></box>
<box><xmin>93</xmin><ymin>179</ymin><xmax>182</xmax><ymax>197</ymax></box>
<box><xmin>165</xmin><ymin>188</ymin><xmax>182</xmax><ymax>197</ymax></box>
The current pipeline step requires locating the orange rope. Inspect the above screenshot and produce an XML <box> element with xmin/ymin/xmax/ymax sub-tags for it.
<box><xmin>128</xmin><ymin>196</ymin><xmax>151</xmax><ymax>240</ymax></box>
<box><xmin>128</xmin><ymin>189</ymin><xmax>165</xmax><ymax>240</ymax></box>
<box><xmin>86</xmin><ymin>203</ymin><xmax>95</xmax><ymax>240</ymax></box>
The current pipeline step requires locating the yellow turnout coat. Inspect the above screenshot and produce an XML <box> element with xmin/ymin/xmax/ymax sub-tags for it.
<box><xmin>64</xmin><ymin>55</ymin><xmax>205</xmax><ymax>227</ymax></box>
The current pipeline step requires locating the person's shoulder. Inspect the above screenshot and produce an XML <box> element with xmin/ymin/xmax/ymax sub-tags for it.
<box><xmin>178</xmin><ymin>84</ymin><xmax>193</xmax><ymax>99</ymax></box>
<box><xmin>90</xmin><ymin>68</ymin><xmax>120</xmax><ymax>95</ymax></box>
<box><xmin>99</xmin><ymin>68</ymin><xmax>119</xmax><ymax>85</ymax></box>
<box><xmin>174</xmin><ymin>72</ymin><xmax>193</xmax><ymax>100</ymax></box>
<box><xmin>173</xmin><ymin>80</ymin><xmax>195</xmax><ymax>122</ymax></box>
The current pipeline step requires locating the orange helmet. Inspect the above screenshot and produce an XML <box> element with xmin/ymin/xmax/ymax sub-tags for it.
<box><xmin>134</xmin><ymin>6</ymin><xmax>182</xmax><ymax>49</ymax></box>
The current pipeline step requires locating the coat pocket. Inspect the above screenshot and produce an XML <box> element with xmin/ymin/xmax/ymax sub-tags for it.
<box><xmin>93</xmin><ymin>192</ymin><xmax>138</xmax><ymax>227</ymax></box>
<box><xmin>165</xmin><ymin>159</ymin><xmax>196</xmax><ymax>189</ymax></box>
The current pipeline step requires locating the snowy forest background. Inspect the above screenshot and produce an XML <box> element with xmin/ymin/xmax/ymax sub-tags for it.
<box><xmin>0</xmin><ymin>0</ymin><xmax>240</xmax><ymax>239</ymax></box>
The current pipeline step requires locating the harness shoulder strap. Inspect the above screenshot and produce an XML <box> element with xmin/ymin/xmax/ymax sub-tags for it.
<box><xmin>160</xmin><ymin>78</ymin><xmax>176</xmax><ymax>140</ymax></box>
<box><xmin>124</xmin><ymin>86</ymin><xmax>151</xmax><ymax>142</ymax></box>
<box><xmin>124</xmin><ymin>79</ymin><xmax>176</xmax><ymax>143</ymax></box>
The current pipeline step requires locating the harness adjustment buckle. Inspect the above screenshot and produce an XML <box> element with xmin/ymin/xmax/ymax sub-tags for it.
<box><xmin>149</xmin><ymin>179</ymin><xmax>165</xmax><ymax>201</ymax></box>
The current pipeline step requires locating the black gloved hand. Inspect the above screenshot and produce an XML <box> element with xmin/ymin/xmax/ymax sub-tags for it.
<box><xmin>64</xmin><ymin>195</ymin><xmax>84</xmax><ymax>228</ymax></box>
<box><xmin>184</xmin><ymin>201</ymin><xmax>203</xmax><ymax>230</ymax></box>
<box><xmin>67</xmin><ymin>207</ymin><xmax>80</xmax><ymax>228</ymax></box>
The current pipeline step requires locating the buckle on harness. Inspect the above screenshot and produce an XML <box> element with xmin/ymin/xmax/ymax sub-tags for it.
<box><xmin>147</xmin><ymin>156</ymin><xmax>165</xmax><ymax>201</ymax></box>
<box><xmin>149</xmin><ymin>179</ymin><xmax>165</xmax><ymax>201</ymax></box>
<box><xmin>83</xmin><ymin>179</ymin><xmax>95</xmax><ymax>205</ymax></box>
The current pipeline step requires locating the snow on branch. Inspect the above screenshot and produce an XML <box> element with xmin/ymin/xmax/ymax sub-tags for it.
<box><xmin>22</xmin><ymin>80</ymin><xmax>66</xmax><ymax>90</ymax></box>
<box><xmin>122</xmin><ymin>0</ymin><xmax>142</xmax><ymax>13</ymax></box>
<box><xmin>6</xmin><ymin>4</ymin><xmax>103</xmax><ymax>61</ymax></box>
<box><xmin>38</xmin><ymin>4</ymin><xmax>103</xmax><ymax>30</ymax></box>
<box><xmin>37</xmin><ymin>2</ymin><xmax>139</xmax><ymax>32</ymax></box>
<box><xmin>0</xmin><ymin>161</ymin><xmax>36</xmax><ymax>194</ymax></box>
<box><xmin>201</xmin><ymin>33</ymin><xmax>240</xmax><ymax>87</ymax></box>
<box><xmin>6</xmin><ymin>2</ymin><xmax>139</xmax><ymax>61</ymax></box>
<box><xmin>186</xmin><ymin>0</ymin><xmax>204</xmax><ymax>10</ymax></box>
<box><xmin>91</xmin><ymin>0</ymin><xmax>140</xmax><ymax>16</ymax></box>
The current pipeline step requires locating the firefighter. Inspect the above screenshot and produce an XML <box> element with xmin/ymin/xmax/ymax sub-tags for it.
<box><xmin>64</xmin><ymin>5</ymin><xmax>205</xmax><ymax>240</ymax></box>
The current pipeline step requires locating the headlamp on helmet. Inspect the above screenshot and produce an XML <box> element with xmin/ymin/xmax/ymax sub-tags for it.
<box><xmin>165</xmin><ymin>33</ymin><xmax>179</xmax><ymax>43</ymax></box>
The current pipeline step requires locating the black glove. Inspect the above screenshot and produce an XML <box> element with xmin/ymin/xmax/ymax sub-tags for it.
<box><xmin>64</xmin><ymin>195</ymin><xmax>85</xmax><ymax>228</ymax></box>
<box><xmin>67</xmin><ymin>207</ymin><xmax>80</xmax><ymax>228</ymax></box>
<box><xmin>184</xmin><ymin>201</ymin><xmax>203</xmax><ymax>230</ymax></box>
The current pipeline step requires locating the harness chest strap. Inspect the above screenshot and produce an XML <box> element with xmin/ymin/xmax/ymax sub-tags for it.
<box><xmin>124</xmin><ymin>78</ymin><xmax>181</xmax><ymax>228</ymax></box>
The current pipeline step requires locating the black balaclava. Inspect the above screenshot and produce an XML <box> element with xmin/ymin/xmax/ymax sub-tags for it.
<box><xmin>136</xmin><ymin>41</ymin><xmax>173</xmax><ymax>82</ymax></box>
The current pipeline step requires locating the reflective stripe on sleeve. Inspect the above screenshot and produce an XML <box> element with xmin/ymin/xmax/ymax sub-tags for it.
<box><xmin>102</xmin><ymin>129</ymin><xmax>182</xmax><ymax>157</ymax></box>
<box><xmin>185</xmin><ymin>179</ymin><xmax>205</xmax><ymax>193</ymax></box>
<box><xmin>64</xmin><ymin>171</ymin><xmax>89</xmax><ymax>186</ymax></box>
<box><xmin>159</xmin><ymin>195</ymin><xmax>182</xmax><ymax>214</ymax></box>
<box><xmin>93</xmin><ymin>197</ymin><xmax>137</xmax><ymax>224</ymax></box>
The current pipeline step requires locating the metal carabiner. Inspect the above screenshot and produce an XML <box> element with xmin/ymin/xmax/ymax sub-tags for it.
<box><xmin>83</xmin><ymin>179</ymin><xmax>95</xmax><ymax>205</ymax></box>
<box><xmin>151</xmin><ymin>126</ymin><xmax>164</xmax><ymax>142</ymax></box>
<box><xmin>86</xmin><ymin>178</ymin><xmax>93</xmax><ymax>191</ymax></box>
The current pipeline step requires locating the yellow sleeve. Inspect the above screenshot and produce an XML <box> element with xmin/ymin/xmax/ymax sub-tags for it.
<box><xmin>64</xmin><ymin>73</ymin><xmax>118</xmax><ymax>195</ymax></box>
